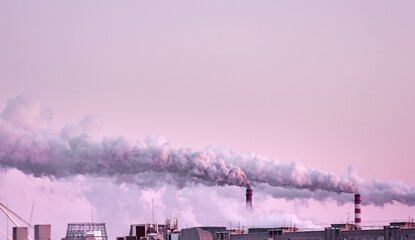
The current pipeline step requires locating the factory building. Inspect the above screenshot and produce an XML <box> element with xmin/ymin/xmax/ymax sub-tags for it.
<box><xmin>217</xmin><ymin>222</ymin><xmax>415</xmax><ymax>240</ymax></box>
<box><xmin>8</xmin><ymin>192</ymin><xmax>415</xmax><ymax>240</ymax></box>
<box><xmin>220</xmin><ymin>226</ymin><xmax>298</xmax><ymax>240</ymax></box>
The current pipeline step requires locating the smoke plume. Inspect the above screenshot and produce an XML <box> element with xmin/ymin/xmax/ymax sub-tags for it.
<box><xmin>1</xmin><ymin>95</ymin><xmax>415</xmax><ymax>206</ymax></box>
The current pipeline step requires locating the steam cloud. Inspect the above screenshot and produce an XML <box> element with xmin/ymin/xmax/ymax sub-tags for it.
<box><xmin>1</xmin><ymin>95</ymin><xmax>415</xmax><ymax>206</ymax></box>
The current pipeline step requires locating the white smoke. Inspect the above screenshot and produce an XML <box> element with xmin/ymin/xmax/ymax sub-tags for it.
<box><xmin>0</xmin><ymin>95</ymin><xmax>248</xmax><ymax>188</ymax></box>
<box><xmin>1</xmin><ymin>95</ymin><xmax>415</xmax><ymax>206</ymax></box>
<box><xmin>0</xmin><ymin>169</ymin><xmax>321</xmax><ymax>240</ymax></box>
<box><xmin>204</xmin><ymin>146</ymin><xmax>357</xmax><ymax>193</ymax></box>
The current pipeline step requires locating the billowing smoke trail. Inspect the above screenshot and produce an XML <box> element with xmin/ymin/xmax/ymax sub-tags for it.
<box><xmin>0</xmin><ymin>95</ymin><xmax>248</xmax><ymax>188</ymax></box>
<box><xmin>2</xmin><ymin>95</ymin><xmax>415</xmax><ymax>207</ymax></box>
<box><xmin>0</xmin><ymin>95</ymin><xmax>354</xmax><ymax>193</ymax></box>
<box><xmin>235</xmin><ymin>167</ymin><xmax>415</xmax><ymax>207</ymax></box>
<box><xmin>204</xmin><ymin>146</ymin><xmax>357</xmax><ymax>193</ymax></box>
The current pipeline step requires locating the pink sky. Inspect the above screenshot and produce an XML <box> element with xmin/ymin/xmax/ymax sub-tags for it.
<box><xmin>0</xmin><ymin>1</ymin><xmax>414</xmax><ymax>240</ymax></box>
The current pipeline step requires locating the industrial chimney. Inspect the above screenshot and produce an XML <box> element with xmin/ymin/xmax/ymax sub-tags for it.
<box><xmin>246</xmin><ymin>186</ymin><xmax>253</xmax><ymax>211</ymax></box>
<box><xmin>355</xmin><ymin>193</ymin><xmax>362</xmax><ymax>230</ymax></box>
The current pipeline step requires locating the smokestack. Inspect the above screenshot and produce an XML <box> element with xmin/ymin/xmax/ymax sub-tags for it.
<box><xmin>246</xmin><ymin>186</ymin><xmax>253</xmax><ymax>211</ymax></box>
<box><xmin>355</xmin><ymin>193</ymin><xmax>361</xmax><ymax>230</ymax></box>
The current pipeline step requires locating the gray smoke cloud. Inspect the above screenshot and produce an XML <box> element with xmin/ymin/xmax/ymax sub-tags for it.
<box><xmin>252</xmin><ymin>166</ymin><xmax>415</xmax><ymax>206</ymax></box>
<box><xmin>203</xmin><ymin>146</ymin><xmax>357</xmax><ymax>193</ymax></box>
<box><xmin>1</xmin><ymin>95</ymin><xmax>415</xmax><ymax>206</ymax></box>
<box><xmin>0</xmin><ymin>95</ymin><xmax>248</xmax><ymax>188</ymax></box>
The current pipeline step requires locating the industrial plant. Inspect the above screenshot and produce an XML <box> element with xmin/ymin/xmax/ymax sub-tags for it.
<box><xmin>2</xmin><ymin>192</ymin><xmax>415</xmax><ymax>240</ymax></box>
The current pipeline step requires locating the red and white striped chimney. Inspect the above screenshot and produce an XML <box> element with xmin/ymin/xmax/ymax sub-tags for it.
<box><xmin>355</xmin><ymin>194</ymin><xmax>362</xmax><ymax>230</ymax></box>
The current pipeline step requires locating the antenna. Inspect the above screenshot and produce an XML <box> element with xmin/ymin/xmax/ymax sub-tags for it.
<box><xmin>29</xmin><ymin>202</ymin><xmax>35</xmax><ymax>238</ymax></box>
<box><xmin>91</xmin><ymin>209</ymin><xmax>94</xmax><ymax>223</ymax></box>
<box><xmin>152</xmin><ymin>199</ymin><xmax>155</xmax><ymax>224</ymax></box>
<box><xmin>29</xmin><ymin>202</ymin><xmax>35</xmax><ymax>225</ymax></box>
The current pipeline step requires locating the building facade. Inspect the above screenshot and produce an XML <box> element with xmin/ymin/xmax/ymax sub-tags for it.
<box><xmin>221</xmin><ymin>223</ymin><xmax>415</xmax><ymax>240</ymax></box>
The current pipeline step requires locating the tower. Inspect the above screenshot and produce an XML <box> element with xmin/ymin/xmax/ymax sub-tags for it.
<box><xmin>355</xmin><ymin>194</ymin><xmax>362</xmax><ymax>230</ymax></box>
<box><xmin>246</xmin><ymin>186</ymin><xmax>253</xmax><ymax>211</ymax></box>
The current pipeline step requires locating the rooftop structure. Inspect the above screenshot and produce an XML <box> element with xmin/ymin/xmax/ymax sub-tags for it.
<box><xmin>63</xmin><ymin>223</ymin><xmax>108</xmax><ymax>240</ymax></box>
<box><xmin>130</xmin><ymin>224</ymin><xmax>166</xmax><ymax>236</ymax></box>
<box><xmin>180</xmin><ymin>228</ymin><xmax>212</xmax><ymax>240</ymax></box>
<box><xmin>35</xmin><ymin>225</ymin><xmax>51</xmax><ymax>240</ymax></box>
<box><xmin>13</xmin><ymin>227</ymin><xmax>28</xmax><ymax>240</ymax></box>
<box><xmin>200</xmin><ymin>227</ymin><xmax>227</xmax><ymax>240</ymax></box>
<box><xmin>126</xmin><ymin>223</ymin><xmax>167</xmax><ymax>240</ymax></box>
<box><xmin>248</xmin><ymin>227</ymin><xmax>297</xmax><ymax>234</ymax></box>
